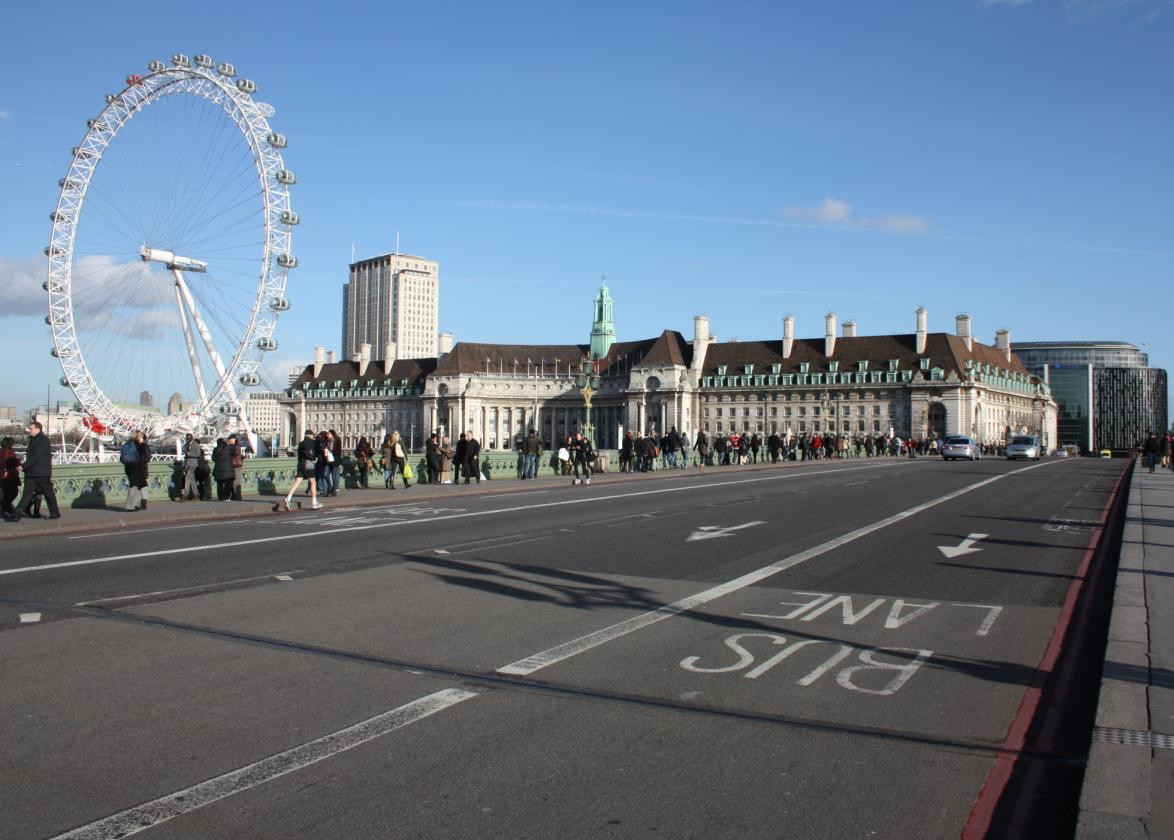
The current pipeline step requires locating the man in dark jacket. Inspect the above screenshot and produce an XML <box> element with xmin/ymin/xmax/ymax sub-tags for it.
<box><xmin>522</xmin><ymin>428</ymin><xmax>542</xmax><ymax>479</ymax></box>
<box><xmin>6</xmin><ymin>421</ymin><xmax>60</xmax><ymax>521</ymax></box>
<box><xmin>462</xmin><ymin>431</ymin><xmax>481</xmax><ymax>484</ymax></box>
<box><xmin>1142</xmin><ymin>432</ymin><xmax>1160</xmax><ymax>473</ymax></box>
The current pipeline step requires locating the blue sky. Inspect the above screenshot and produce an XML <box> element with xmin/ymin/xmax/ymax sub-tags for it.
<box><xmin>0</xmin><ymin>0</ymin><xmax>1171</xmax><ymax>417</ymax></box>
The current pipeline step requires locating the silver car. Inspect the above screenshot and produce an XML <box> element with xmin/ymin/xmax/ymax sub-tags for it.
<box><xmin>1006</xmin><ymin>435</ymin><xmax>1041</xmax><ymax>461</ymax></box>
<box><xmin>942</xmin><ymin>436</ymin><xmax>981</xmax><ymax>461</ymax></box>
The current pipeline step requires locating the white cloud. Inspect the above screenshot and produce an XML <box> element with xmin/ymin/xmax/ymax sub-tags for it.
<box><xmin>783</xmin><ymin>198</ymin><xmax>931</xmax><ymax>235</ymax></box>
<box><xmin>0</xmin><ymin>256</ymin><xmax>46</xmax><ymax>316</ymax></box>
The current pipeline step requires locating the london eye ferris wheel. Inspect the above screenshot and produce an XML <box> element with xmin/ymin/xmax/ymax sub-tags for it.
<box><xmin>45</xmin><ymin>53</ymin><xmax>298</xmax><ymax>439</ymax></box>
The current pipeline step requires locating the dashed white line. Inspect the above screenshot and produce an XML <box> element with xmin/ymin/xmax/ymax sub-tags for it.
<box><xmin>49</xmin><ymin>687</ymin><xmax>479</xmax><ymax>840</ymax></box>
<box><xmin>0</xmin><ymin>461</ymin><xmax>954</xmax><ymax>578</ymax></box>
<box><xmin>19</xmin><ymin>612</ymin><xmax>42</xmax><ymax>623</ymax></box>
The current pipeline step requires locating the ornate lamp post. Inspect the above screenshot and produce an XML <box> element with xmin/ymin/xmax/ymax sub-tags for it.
<box><xmin>576</xmin><ymin>358</ymin><xmax>601</xmax><ymax>445</ymax></box>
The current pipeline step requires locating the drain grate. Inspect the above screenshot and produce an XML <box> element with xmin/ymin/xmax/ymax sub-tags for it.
<box><xmin>1092</xmin><ymin>727</ymin><xmax>1174</xmax><ymax>750</ymax></box>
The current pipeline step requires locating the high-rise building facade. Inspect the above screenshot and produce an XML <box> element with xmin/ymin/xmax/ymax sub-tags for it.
<box><xmin>1012</xmin><ymin>341</ymin><xmax>1168</xmax><ymax>453</ymax></box>
<box><xmin>342</xmin><ymin>253</ymin><xmax>439</xmax><ymax>362</ymax></box>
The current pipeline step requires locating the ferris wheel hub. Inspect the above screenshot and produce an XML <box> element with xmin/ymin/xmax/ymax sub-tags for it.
<box><xmin>140</xmin><ymin>245</ymin><xmax>207</xmax><ymax>273</ymax></box>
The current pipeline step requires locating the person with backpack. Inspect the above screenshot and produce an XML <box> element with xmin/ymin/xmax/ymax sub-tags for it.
<box><xmin>121</xmin><ymin>431</ymin><xmax>150</xmax><ymax>511</ymax></box>
<box><xmin>276</xmin><ymin>429</ymin><xmax>322</xmax><ymax>511</ymax></box>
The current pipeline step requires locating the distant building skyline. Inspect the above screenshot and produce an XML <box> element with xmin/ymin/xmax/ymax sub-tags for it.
<box><xmin>1012</xmin><ymin>340</ymin><xmax>1167</xmax><ymax>452</ymax></box>
<box><xmin>342</xmin><ymin>252</ymin><xmax>439</xmax><ymax>363</ymax></box>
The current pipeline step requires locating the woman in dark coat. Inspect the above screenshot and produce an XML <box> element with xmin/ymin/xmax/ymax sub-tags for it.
<box><xmin>123</xmin><ymin>431</ymin><xmax>151</xmax><ymax>511</ymax></box>
<box><xmin>212</xmin><ymin>437</ymin><xmax>236</xmax><ymax>501</ymax></box>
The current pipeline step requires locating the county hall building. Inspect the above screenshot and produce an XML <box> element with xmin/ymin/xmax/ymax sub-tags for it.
<box><xmin>281</xmin><ymin>283</ymin><xmax>1057</xmax><ymax>453</ymax></box>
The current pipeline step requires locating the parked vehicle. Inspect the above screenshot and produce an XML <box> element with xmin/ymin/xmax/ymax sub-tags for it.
<box><xmin>942</xmin><ymin>436</ymin><xmax>981</xmax><ymax>461</ymax></box>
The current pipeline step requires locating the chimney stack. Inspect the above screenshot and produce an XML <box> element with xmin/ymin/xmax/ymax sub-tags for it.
<box><xmin>693</xmin><ymin>315</ymin><xmax>710</xmax><ymax>344</ymax></box>
<box><xmin>383</xmin><ymin>342</ymin><xmax>396</xmax><ymax>376</ymax></box>
<box><xmin>312</xmin><ymin>346</ymin><xmax>325</xmax><ymax>378</ymax></box>
<box><xmin>691</xmin><ymin>315</ymin><xmax>711</xmax><ymax>374</ymax></box>
<box><xmin>358</xmin><ymin>342</ymin><xmax>372</xmax><ymax>377</ymax></box>
<box><xmin>842</xmin><ymin>321</ymin><xmax>857</xmax><ymax>338</ymax></box>
<box><xmin>782</xmin><ymin>315</ymin><xmax>795</xmax><ymax>359</ymax></box>
<box><xmin>955</xmin><ymin>314</ymin><xmax>973</xmax><ymax>353</ymax></box>
<box><xmin>437</xmin><ymin>332</ymin><xmax>454</xmax><ymax>356</ymax></box>
<box><xmin>995</xmin><ymin>329</ymin><xmax>1011</xmax><ymax>362</ymax></box>
<box><xmin>824</xmin><ymin>313</ymin><xmax>837</xmax><ymax>358</ymax></box>
<box><xmin>915</xmin><ymin>307</ymin><xmax>928</xmax><ymax>355</ymax></box>
<box><xmin>327</xmin><ymin>350</ymin><xmax>337</xmax><ymax>364</ymax></box>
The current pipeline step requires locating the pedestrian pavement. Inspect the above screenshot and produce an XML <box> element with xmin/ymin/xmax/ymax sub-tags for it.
<box><xmin>1</xmin><ymin>456</ymin><xmax>899</xmax><ymax>539</ymax></box>
<box><xmin>1077</xmin><ymin>463</ymin><xmax>1174</xmax><ymax>839</ymax></box>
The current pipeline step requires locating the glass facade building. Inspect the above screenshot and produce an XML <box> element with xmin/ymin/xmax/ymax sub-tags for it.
<box><xmin>1011</xmin><ymin>341</ymin><xmax>1167</xmax><ymax>454</ymax></box>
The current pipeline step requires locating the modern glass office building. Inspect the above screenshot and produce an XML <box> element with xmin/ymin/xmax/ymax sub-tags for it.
<box><xmin>1011</xmin><ymin>341</ymin><xmax>1167</xmax><ymax>453</ymax></box>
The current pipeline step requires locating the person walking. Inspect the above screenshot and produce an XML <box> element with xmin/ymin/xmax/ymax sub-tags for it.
<box><xmin>5</xmin><ymin>421</ymin><xmax>61</xmax><ymax>522</ymax></box>
<box><xmin>328</xmin><ymin>430</ymin><xmax>343</xmax><ymax>495</ymax></box>
<box><xmin>276</xmin><ymin>429</ymin><xmax>321</xmax><ymax>511</ymax></box>
<box><xmin>1142</xmin><ymin>431</ymin><xmax>1160</xmax><ymax>473</ymax></box>
<box><xmin>569</xmin><ymin>431</ymin><xmax>594</xmax><ymax>485</ymax></box>
<box><xmin>228</xmin><ymin>433</ymin><xmax>247</xmax><ymax>500</ymax></box>
<box><xmin>355</xmin><ymin>436</ymin><xmax>373</xmax><ymax>488</ymax></box>
<box><xmin>121</xmin><ymin>431</ymin><xmax>150</xmax><ymax>511</ymax></box>
<box><xmin>462</xmin><ymin>431</ymin><xmax>481</xmax><ymax>484</ymax></box>
<box><xmin>694</xmin><ymin>430</ymin><xmax>710</xmax><ymax>468</ymax></box>
<box><xmin>385</xmin><ymin>431</ymin><xmax>411</xmax><ymax>489</ymax></box>
<box><xmin>0</xmin><ymin>436</ymin><xmax>20</xmax><ymax>517</ymax></box>
<box><xmin>425</xmin><ymin>433</ymin><xmax>442</xmax><ymax>484</ymax></box>
<box><xmin>179</xmin><ymin>433</ymin><xmax>201</xmax><ymax>501</ymax></box>
<box><xmin>1160</xmin><ymin>432</ymin><xmax>1172</xmax><ymax>470</ymax></box>
<box><xmin>211</xmin><ymin>437</ymin><xmax>235</xmax><ymax>501</ymax></box>
<box><xmin>440</xmin><ymin>435</ymin><xmax>455</xmax><ymax>484</ymax></box>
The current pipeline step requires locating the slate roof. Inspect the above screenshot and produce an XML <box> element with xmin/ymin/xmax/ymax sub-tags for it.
<box><xmin>699</xmin><ymin>333</ymin><xmax>1030</xmax><ymax>378</ymax></box>
<box><xmin>290</xmin><ymin>357</ymin><xmax>436</xmax><ymax>389</ymax></box>
<box><xmin>432</xmin><ymin>342</ymin><xmax>589</xmax><ymax>376</ymax></box>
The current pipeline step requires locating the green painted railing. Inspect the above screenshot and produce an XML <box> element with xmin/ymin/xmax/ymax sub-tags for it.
<box><xmin>43</xmin><ymin>451</ymin><xmax>626</xmax><ymax>507</ymax></box>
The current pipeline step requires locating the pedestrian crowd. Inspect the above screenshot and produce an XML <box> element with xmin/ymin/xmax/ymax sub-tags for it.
<box><xmin>1140</xmin><ymin>431</ymin><xmax>1174</xmax><ymax>474</ymax></box>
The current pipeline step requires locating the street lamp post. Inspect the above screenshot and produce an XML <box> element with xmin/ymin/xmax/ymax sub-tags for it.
<box><xmin>576</xmin><ymin>358</ymin><xmax>601</xmax><ymax>446</ymax></box>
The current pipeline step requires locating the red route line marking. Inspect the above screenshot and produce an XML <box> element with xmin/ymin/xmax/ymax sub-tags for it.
<box><xmin>960</xmin><ymin>462</ymin><xmax>1131</xmax><ymax>839</ymax></box>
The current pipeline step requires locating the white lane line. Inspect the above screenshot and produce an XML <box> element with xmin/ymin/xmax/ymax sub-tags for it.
<box><xmin>74</xmin><ymin>572</ymin><xmax>303</xmax><ymax>606</ymax></box>
<box><xmin>49</xmin><ymin>687</ymin><xmax>478</xmax><ymax>840</ymax></box>
<box><xmin>0</xmin><ymin>460</ymin><xmax>940</xmax><ymax>578</ymax></box>
<box><xmin>68</xmin><ymin>518</ymin><xmax>263</xmax><ymax>540</ymax></box>
<box><xmin>496</xmin><ymin>459</ymin><xmax>1058</xmax><ymax>676</ymax></box>
<box><xmin>447</xmin><ymin>535</ymin><xmax>553</xmax><ymax>555</ymax></box>
<box><xmin>487</xmin><ymin>490</ymin><xmax>550</xmax><ymax>498</ymax></box>
<box><xmin>19</xmin><ymin>612</ymin><xmax>42</xmax><ymax>623</ymax></box>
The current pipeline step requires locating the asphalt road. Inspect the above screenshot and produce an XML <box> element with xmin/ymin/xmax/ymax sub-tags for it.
<box><xmin>0</xmin><ymin>455</ymin><xmax>1128</xmax><ymax>839</ymax></box>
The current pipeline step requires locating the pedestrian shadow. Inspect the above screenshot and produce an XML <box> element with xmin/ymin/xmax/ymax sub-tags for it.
<box><xmin>1102</xmin><ymin>660</ymin><xmax>1174</xmax><ymax>690</ymax></box>
<box><xmin>1117</xmin><ymin>565</ymin><xmax>1174</xmax><ymax>578</ymax></box>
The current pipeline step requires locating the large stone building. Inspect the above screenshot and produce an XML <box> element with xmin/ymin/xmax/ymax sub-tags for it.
<box><xmin>283</xmin><ymin>284</ymin><xmax>1056</xmax><ymax>452</ymax></box>
<box><xmin>1011</xmin><ymin>340</ymin><xmax>1168</xmax><ymax>452</ymax></box>
<box><xmin>341</xmin><ymin>252</ymin><xmax>439</xmax><ymax>361</ymax></box>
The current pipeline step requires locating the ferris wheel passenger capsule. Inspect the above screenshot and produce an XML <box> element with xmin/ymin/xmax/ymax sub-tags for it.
<box><xmin>71</xmin><ymin>147</ymin><xmax>94</xmax><ymax>160</ymax></box>
<box><xmin>275</xmin><ymin>169</ymin><xmax>297</xmax><ymax>185</ymax></box>
<box><xmin>256</xmin><ymin>337</ymin><xmax>278</xmax><ymax>351</ymax></box>
<box><xmin>104</xmin><ymin>93</ymin><xmax>117</xmax><ymax>103</ymax></box>
<box><xmin>239</xmin><ymin>373</ymin><xmax>261</xmax><ymax>386</ymax></box>
<box><xmin>217</xmin><ymin>62</ymin><xmax>237</xmax><ymax>77</ymax></box>
<box><xmin>267</xmin><ymin>133</ymin><xmax>287</xmax><ymax>148</ymax></box>
<box><xmin>276</xmin><ymin>254</ymin><xmax>298</xmax><ymax>268</ymax></box>
<box><xmin>42</xmin><ymin>280</ymin><xmax>49</xmax><ymax>290</ymax></box>
<box><xmin>148</xmin><ymin>60</ymin><xmax>166</xmax><ymax>73</ymax></box>
<box><xmin>171</xmin><ymin>54</ymin><xmax>190</xmax><ymax>67</ymax></box>
<box><xmin>60</xmin><ymin>377</ymin><xmax>72</xmax><ymax>387</ymax></box>
<box><xmin>194</xmin><ymin>54</ymin><xmax>214</xmax><ymax>68</ymax></box>
<box><xmin>269</xmin><ymin>297</ymin><xmax>290</xmax><ymax>311</ymax></box>
<box><xmin>236</xmin><ymin>79</ymin><xmax>257</xmax><ymax>94</ymax></box>
<box><xmin>279</xmin><ymin>211</ymin><xmax>299</xmax><ymax>225</ymax></box>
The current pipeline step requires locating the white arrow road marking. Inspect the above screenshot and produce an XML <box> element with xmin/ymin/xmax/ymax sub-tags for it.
<box><xmin>687</xmin><ymin>521</ymin><xmax>766</xmax><ymax>542</ymax></box>
<box><xmin>938</xmin><ymin>533</ymin><xmax>989</xmax><ymax>558</ymax></box>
